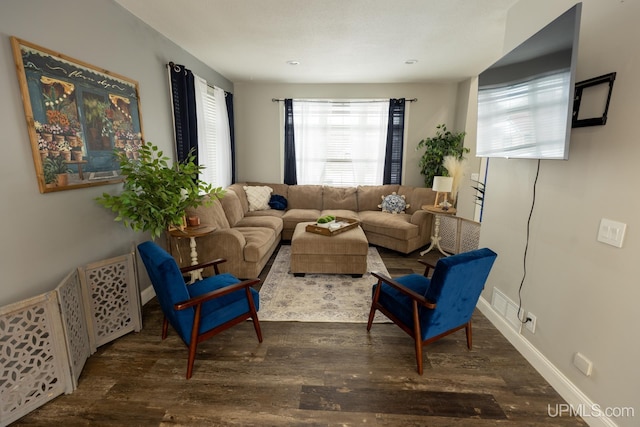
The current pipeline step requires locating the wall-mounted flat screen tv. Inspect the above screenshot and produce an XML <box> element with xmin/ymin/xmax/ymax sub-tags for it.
<box><xmin>476</xmin><ymin>3</ymin><xmax>581</xmax><ymax>160</ymax></box>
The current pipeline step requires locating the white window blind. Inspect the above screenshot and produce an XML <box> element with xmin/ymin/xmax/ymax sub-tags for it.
<box><xmin>194</xmin><ymin>76</ymin><xmax>231</xmax><ymax>188</ymax></box>
<box><xmin>293</xmin><ymin>100</ymin><xmax>389</xmax><ymax>186</ymax></box>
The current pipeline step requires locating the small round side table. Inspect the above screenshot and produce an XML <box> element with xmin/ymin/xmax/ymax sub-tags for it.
<box><xmin>420</xmin><ymin>205</ymin><xmax>457</xmax><ymax>257</ymax></box>
<box><xmin>169</xmin><ymin>225</ymin><xmax>216</xmax><ymax>283</ymax></box>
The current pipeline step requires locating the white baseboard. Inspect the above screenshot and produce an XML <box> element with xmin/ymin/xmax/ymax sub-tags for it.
<box><xmin>477</xmin><ymin>297</ymin><xmax>618</xmax><ymax>427</ymax></box>
<box><xmin>140</xmin><ymin>285</ymin><xmax>155</xmax><ymax>305</ymax></box>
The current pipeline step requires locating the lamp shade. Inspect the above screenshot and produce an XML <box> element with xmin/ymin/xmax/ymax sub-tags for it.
<box><xmin>432</xmin><ymin>176</ymin><xmax>453</xmax><ymax>192</ymax></box>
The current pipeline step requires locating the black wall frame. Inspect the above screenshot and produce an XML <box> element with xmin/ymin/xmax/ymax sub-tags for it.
<box><xmin>572</xmin><ymin>72</ymin><xmax>616</xmax><ymax>128</ymax></box>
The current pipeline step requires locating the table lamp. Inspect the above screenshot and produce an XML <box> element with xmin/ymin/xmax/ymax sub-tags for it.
<box><xmin>432</xmin><ymin>176</ymin><xmax>453</xmax><ymax>209</ymax></box>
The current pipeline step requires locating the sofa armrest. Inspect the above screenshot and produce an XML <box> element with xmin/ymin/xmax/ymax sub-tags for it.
<box><xmin>410</xmin><ymin>209</ymin><xmax>431</xmax><ymax>227</ymax></box>
<box><xmin>205</xmin><ymin>228</ymin><xmax>247</xmax><ymax>254</ymax></box>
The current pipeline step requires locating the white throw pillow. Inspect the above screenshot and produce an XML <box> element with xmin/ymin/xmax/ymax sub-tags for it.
<box><xmin>244</xmin><ymin>185</ymin><xmax>273</xmax><ymax>211</ymax></box>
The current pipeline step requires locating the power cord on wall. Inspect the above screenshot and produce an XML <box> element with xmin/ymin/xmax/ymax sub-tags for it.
<box><xmin>518</xmin><ymin>159</ymin><xmax>541</xmax><ymax>325</ymax></box>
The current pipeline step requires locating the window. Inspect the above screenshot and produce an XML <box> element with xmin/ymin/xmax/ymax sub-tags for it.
<box><xmin>293</xmin><ymin>100</ymin><xmax>389</xmax><ymax>186</ymax></box>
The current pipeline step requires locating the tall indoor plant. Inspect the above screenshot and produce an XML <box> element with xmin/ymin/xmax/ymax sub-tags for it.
<box><xmin>97</xmin><ymin>142</ymin><xmax>225</xmax><ymax>239</ymax></box>
<box><xmin>417</xmin><ymin>124</ymin><xmax>469</xmax><ymax>187</ymax></box>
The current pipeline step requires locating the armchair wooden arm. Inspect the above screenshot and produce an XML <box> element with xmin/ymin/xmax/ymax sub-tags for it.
<box><xmin>179</xmin><ymin>257</ymin><xmax>227</xmax><ymax>275</ymax></box>
<box><xmin>174</xmin><ymin>278</ymin><xmax>260</xmax><ymax>311</ymax></box>
<box><xmin>371</xmin><ymin>272</ymin><xmax>436</xmax><ymax>310</ymax></box>
<box><xmin>417</xmin><ymin>259</ymin><xmax>436</xmax><ymax>277</ymax></box>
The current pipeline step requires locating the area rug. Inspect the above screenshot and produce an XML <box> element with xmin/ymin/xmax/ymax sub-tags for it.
<box><xmin>258</xmin><ymin>245</ymin><xmax>390</xmax><ymax>323</ymax></box>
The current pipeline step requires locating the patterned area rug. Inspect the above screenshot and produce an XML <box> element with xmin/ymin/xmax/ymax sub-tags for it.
<box><xmin>258</xmin><ymin>245</ymin><xmax>390</xmax><ymax>323</ymax></box>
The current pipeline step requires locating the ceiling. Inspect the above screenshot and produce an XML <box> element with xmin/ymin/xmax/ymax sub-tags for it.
<box><xmin>114</xmin><ymin>0</ymin><xmax>521</xmax><ymax>84</ymax></box>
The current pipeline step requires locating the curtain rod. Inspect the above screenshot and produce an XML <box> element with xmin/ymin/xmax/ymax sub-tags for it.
<box><xmin>271</xmin><ymin>98</ymin><xmax>417</xmax><ymax>103</ymax></box>
<box><xmin>167</xmin><ymin>62</ymin><xmax>221</xmax><ymax>92</ymax></box>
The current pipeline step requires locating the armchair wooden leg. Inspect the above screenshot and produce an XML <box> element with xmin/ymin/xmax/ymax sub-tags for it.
<box><xmin>246</xmin><ymin>288</ymin><xmax>263</xmax><ymax>342</ymax></box>
<box><xmin>465</xmin><ymin>321</ymin><xmax>472</xmax><ymax>349</ymax></box>
<box><xmin>162</xmin><ymin>317</ymin><xmax>169</xmax><ymax>340</ymax></box>
<box><xmin>186</xmin><ymin>341</ymin><xmax>198</xmax><ymax>380</ymax></box>
<box><xmin>252</xmin><ymin>316</ymin><xmax>263</xmax><ymax>342</ymax></box>
<box><xmin>367</xmin><ymin>279</ymin><xmax>383</xmax><ymax>331</ymax></box>
<box><xmin>366</xmin><ymin>306</ymin><xmax>377</xmax><ymax>331</ymax></box>
<box><xmin>412</xmin><ymin>301</ymin><xmax>423</xmax><ymax>375</ymax></box>
<box><xmin>185</xmin><ymin>305</ymin><xmax>203</xmax><ymax>379</ymax></box>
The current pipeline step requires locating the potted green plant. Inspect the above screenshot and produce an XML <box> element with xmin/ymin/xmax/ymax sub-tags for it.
<box><xmin>96</xmin><ymin>142</ymin><xmax>225</xmax><ymax>239</ymax></box>
<box><xmin>43</xmin><ymin>155</ymin><xmax>71</xmax><ymax>187</ymax></box>
<box><xmin>416</xmin><ymin>124</ymin><xmax>469</xmax><ymax>187</ymax></box>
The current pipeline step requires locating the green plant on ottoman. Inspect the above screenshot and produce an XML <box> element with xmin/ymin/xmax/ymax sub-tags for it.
<box><xmin>96</xmin><ymin>142</ymin><xmax>225</xmax><ymax>239</ymax></box>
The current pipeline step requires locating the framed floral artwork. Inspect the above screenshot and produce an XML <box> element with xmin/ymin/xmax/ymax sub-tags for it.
<box><xmin>10</xmin><ymin>37</ymin><xmax>145</xmax><ymax>193</ymax></box>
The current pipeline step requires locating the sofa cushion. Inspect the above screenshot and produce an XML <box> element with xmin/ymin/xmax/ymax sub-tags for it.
<box><xmin>227</xmin><ymin>183</ymin><xmax>249</xmax><ymax>213</ymax></box>
<box><xmin>320</xmin><ymin>209</ymin><xmax>360</xmax><ymax>221</ymax></box>
<box><xmin>322</xmin><ymin>186</ymin><xmax>357</xmax><ymax>210</ymax></box>
<box><xmin>248</xmin><ymin>182</ymin><xmax>289</xmax><ymax>199</ymax></box>
<box><xmin>244</xmin><ymin>185</ymin><xmax>273</xmax><ymax>211</ymax></box>
<box><xmin>358</xmin><ymin>210</ymin><xmax>419</xmax><ymax>240</ymax></box>
<box><xmin>219</xmin><ymin>189</ymin><xmax>245</xmax><ymax>227</ymax></box>
<box><xmin>235</xmin><ymin>215</ymin><xmax>283</xmax><ymax>235</ymax></box>
<box><xmin>399</xmin><ymin>186</ymin><xmax>436</xmax><ymax>214</ymax></box>
<box><xmin>288</xmin><ymin>185</ymin><xmax>323</xmax><ymax>210</ymax></box>
<box><xmin>282</xmin><ymin>208</ymin><xmax>322</xmax><ymax>231</ymax></box>
<box><xmin>379</xmin><ymin>192</ymin><xmax>410</xmax><ymax>214</ymax></box>
<box><xmin>357</xmin><ymin>185</ymin><xmax>399</xmax><ymax>211</ymax></box>
<box><xmin>186</xmin><ymin>197</ymin><xmax>230</xmax><ymax>230</ymax></box>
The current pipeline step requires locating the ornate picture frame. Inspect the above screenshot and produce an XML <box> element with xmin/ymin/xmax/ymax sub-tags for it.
<box><xmin>11</xmin><ymin>37</ymin><xmax>144</xmax><ymax>193</ymax></box>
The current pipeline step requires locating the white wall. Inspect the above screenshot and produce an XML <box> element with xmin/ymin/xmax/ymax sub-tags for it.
<box><xmin>479</xmin><ymin>1</ymin><xmax>640</xmax><ymax>425</ymax></box>
<box><xmin>233</xmin><ymin>82</ymin><xmax>463</xmax><ymax>189</ymax></box>
<box><xmin>0</xmin><ymin>0</ymin><xmax>231</xmax><ymax>306</ymax></box>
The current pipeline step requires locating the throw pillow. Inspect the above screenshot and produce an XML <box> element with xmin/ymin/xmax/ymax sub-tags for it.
<box><xmin>244</xmin><ymin>185</ymin><xmax>273</xmax><ymax>211</ymax></box>
<box><xmin>378</xmin><ymin>192</ymin><xmax>410</xmax><ymax>214</ymax></box>
<box><xmin>268</xmin><ymin>194</ymin><xmax>288</xmax><ymax>210</ymax></box>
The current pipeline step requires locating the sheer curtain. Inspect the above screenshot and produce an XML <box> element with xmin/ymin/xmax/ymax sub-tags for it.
<box><xmin>293</xmin><ymin>100</ymin><xmax>389</xmax><ymax>186</ymax></box>
<box><xmin>193</xmin><ymin>76</ymin><xmax>232</xmax><ymax>188</ymax></box>
<box><xmin>213</xmin><ymin>87</ymin><xmax>232</xmax><ymax>188</ymax></box>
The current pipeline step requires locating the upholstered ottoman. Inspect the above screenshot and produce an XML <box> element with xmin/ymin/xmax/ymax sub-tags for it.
<box><xmin>290</xmin><ymin>222</ymin><xmax>369</xmax><ymax>277</ymax></box>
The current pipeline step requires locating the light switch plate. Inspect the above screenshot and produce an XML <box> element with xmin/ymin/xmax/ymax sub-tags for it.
<box><xmin>597</xmin><ymin>218</ymin><xmax>626</xmax><ymax>248</ymax></box>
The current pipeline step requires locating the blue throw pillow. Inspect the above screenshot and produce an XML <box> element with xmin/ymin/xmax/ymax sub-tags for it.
<box><xmin>268</xmin><ymin>194</ymin><xmax>288</xmax><ymax>210</ymax></box>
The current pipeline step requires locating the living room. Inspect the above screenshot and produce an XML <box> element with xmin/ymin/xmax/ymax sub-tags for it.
<box><xmin>0</xmin><ymin>1</ymin><xmax>637</xmax><ymax>426</ymax></box>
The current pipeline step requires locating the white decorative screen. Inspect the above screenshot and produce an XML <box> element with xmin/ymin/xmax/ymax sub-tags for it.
<box><xmin>438</xmin><ymin>215</ymin><xmax>481</xmax><ymax>255</ymax></box>
<box><xmin>55</xmin><ymin>270</ymin><xmax>91</xmax><ymax>389</ymax></box>
<box><xmin>79</xmin><ymin>253</ymin><xmax>141</xmax><ymax>352</ymax></box>
<box><xmin>0</xmin><ymin>292</ymin><xmax>73</xmax><ymax>426</ymax></box>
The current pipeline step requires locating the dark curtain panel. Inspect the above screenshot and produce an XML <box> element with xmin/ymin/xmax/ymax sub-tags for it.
<box><xmin>169</xmin><ymin>63</ymin><xmax>198</xmax><ymax>164</ymax></box>
<box><xmin>283</xmin><ymin>98</ymin><xmax>297</xmax><ymax>185</ymax></box>
<box><xmin>225</xmin><ymin>91</ymin><xmax>236</xmax><ymax>183</ymax></box>
<box><xmin>383</xmin><ymin>98</ymin><xmax>406</xmax><ymax>185</ymax></box>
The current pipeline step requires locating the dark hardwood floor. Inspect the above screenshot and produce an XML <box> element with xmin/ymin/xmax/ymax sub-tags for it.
<box><xmin>12</xmin><ymin>244</ymin><xmax>587</xmax><ymax>426</ymax></box>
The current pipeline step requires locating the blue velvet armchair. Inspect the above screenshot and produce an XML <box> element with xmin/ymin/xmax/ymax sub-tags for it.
<box><xmin>367</xmin><ymin>248</ymin><xmax>497</xmax><ymax>374</ymax></box>
<box><xmin>137</xmin><ymin>241</ymin><xmax>262</xmax><ymax>379</ymax></box>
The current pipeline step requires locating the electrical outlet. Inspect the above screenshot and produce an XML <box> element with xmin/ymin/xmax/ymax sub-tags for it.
<box><xmin>525</xmin><ymin>312</ymin><xmax>536</xmax><ymax>333</ymax></box>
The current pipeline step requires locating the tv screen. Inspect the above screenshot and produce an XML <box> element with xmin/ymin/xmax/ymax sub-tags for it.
<box><xmin>476</xmin><ymin>3</ymin><xmax>581</xmax><ymax>160</ymax></box>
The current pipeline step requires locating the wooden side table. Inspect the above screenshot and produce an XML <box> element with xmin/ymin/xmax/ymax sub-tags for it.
<box><xmin>420</xmin><ymin>205</ymin><xmax>457</xmax><ymax>257</ymax></box>
<box><xmin>168</xmin><ymin>225</ymin><xmax>216</xmax><ymax>283</ymax></box>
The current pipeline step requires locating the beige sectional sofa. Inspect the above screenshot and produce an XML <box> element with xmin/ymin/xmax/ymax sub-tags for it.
<box><xmin>174</xmin><ymin>183</ymin><xmax>436</xmax><ymax>279</ymax></box>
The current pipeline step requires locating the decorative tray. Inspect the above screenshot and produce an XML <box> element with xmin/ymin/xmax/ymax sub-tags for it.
<box><xmin>305</xmin><ymin>217</ymin><xmax>360</xmax><ymax>236</ymax></box>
